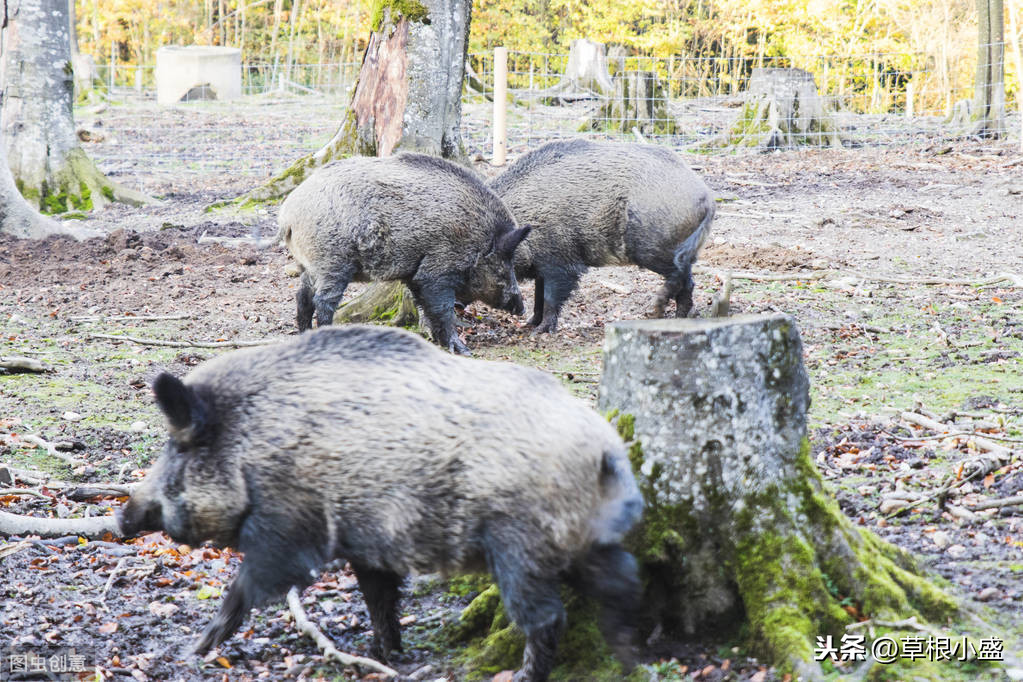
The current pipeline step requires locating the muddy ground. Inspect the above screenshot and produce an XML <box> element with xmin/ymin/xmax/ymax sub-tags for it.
<box><xmin>2</xmin><ymin>98</ymin><xmax>1022</xmax><ymax>681</ymax></box>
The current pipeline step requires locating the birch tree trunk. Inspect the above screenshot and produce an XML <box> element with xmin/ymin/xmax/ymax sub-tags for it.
<box><xmin>1</xmin><ymin>0</ymin><xmax>150</xmax><ymax>213</ymax></box>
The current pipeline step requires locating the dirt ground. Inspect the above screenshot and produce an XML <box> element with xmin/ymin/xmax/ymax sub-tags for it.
<box><xmin>2</xmin><ymin>99</ymin><xmax>1022</xmax><ymax>681</ymax></box>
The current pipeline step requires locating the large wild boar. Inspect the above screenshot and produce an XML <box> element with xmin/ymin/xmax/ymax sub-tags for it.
<box><xmin>119</xmin><ymin>326</ymin><xmax>643</xmax><ymax>682</ymax></box>
<box><xmin>489</xmin><ymin>139</ymin><xmax>716</xmax><ymax>332</ymax></box>
<box><xmin>278</xmin><ymin>153</ymin><xmax>531</xmax><ymax>354</ymax></box>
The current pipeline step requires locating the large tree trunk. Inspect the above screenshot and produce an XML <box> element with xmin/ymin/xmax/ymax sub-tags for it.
<box><xmin>236</xmin><ymin>0</ymin><xmax>471</xmax><ymax>205</ymax></box>
<box><xmin>594</xmin><ymin>316</ymin><xmax>958</xmax><ymax>678</ymax></box>
<box><xmin>248</xmin><ymin>0</ymin><xmax>472</xmax><ymax>331</ymax></box>
<box><xmin>1</xmin><ymin>0</ymin><xmax>150</xmax><ymax>213</ymax></box>
<box><xmin>0</xmin><ymin>126</ymin><xmax>63</xmax><ymax>237</ymax></box>
<box><xmin>972</xmin><ymin>0</ymin><xmax>1006</xmax><ymax>137</ymax></box>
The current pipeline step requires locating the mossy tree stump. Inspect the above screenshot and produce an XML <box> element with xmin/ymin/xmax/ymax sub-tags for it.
<box><xmin>595</xmin><ymin>316</ymin><xmax>958</xmax><ymax>679</ymax></box>
<box><xmin>333</xmin><ymin>280</ymin><xmax>419</xmax><ymax>327</ymax></box>
<box><xmin>588</xmin><ymin>70</ymin><xmax>676</xmax><ymax>135</ymax></box>
<box><xmin>727</xmin><ymin>68</ymin><xmax>841</xmax><ymax>149</ymax></box>
<box><xmin>1</xmin><ymin>0</ymin><xmax>151</xmax><ymax>214</ymax></box>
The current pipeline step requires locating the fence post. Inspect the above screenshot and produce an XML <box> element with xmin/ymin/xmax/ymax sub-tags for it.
<box><xmin>906</xmin><ymin>80</ymin><xmax>915</xmax><ymax>118</ymax></box>
<box><xmin>109</xmin><ymin>42</ymin><xmax>115</xmax><ymax>97</ymax></box>
<box><xmin>493</xmin><ymin>46</ymin><xmax>508</xmax><ymax>166</ymax></box>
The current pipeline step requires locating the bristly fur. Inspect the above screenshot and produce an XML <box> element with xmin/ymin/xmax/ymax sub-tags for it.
<box><xmin>489</xmin><ymin>139</ymin><xmax>716</xmax><ymax>332</ymax></box>
<box><xmin>119</xmin><ymin>326</ymin><xmax>643</xmax><ymax>681</ymax></box>
<box><xmin>277</xmin><ymin>153</ymin><xmax>529</xmax><ymax>353</ymax></box>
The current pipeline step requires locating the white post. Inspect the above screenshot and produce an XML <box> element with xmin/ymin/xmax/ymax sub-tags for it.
<box><xmin>109</xmin><ymin>42</ymin><xmax>115</xmax><ymax>97</ymax></box>
<box><xmin>905</xmin><ymin>81</ymin><xmax>915</xmax><ymax>119</ymax></box>
<box><xmin>493</xmin><ymin>46</ymin><xmax>508</xmax><ymax>166</ymax></box>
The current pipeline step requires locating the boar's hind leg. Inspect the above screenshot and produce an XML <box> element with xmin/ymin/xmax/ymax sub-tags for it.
<box><xmin>533</xmin><ymin>268</ymin><xmax>582</xmax><ymax>334</ymax></box>
<box><xmin>351</xmin><ymin>563</ymin><xmax>404</xmax><ymax>661</ymax></box>
<box><xmin>652</xmin><ymin>268</ymin><xmax>694</xmax><ymax>319</ymax></box>
<box><xmin>312</xmin><ymin>269</ymin><xmax>354</xmax><ymax>328</ymax></box>
<box><xmin>296</xmin><ymin>273</ymin><xmax>315</xmax><ymax>331</ymax></box>
<box><xmin>527</xmin><ymin>276</ymin><xmax>544</xmax><ymax>327</ymax></box>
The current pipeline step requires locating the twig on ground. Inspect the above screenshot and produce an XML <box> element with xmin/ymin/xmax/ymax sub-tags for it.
<box><xmin>969</xmin><ymin>495</ymin><xmax>1023</xmax><ymax>511</ymax></box>
<box><xmin>0</xmin><ymin>356</ymin><xmax>50</xmax><ymax>373</ymax></box>
<box><xmin>0</xmin><ymin>541</ymin><xmax>32</xmax><ymax>560</ymax></box>
<box><xmin>286</xmin><ymin>587</ymin><xmax>398</xmax><ymax>679</ymax></box>
<box><xmin>69</xmin><ymin>314</ymin><xmax>191</xmax><ymax>322</ymax></box>
<box><xmin>197</xmin><ymin>231</ymin><xmax>277</xmax><ymax>249</ymax></box>
<box><xmin>21</xmin><ymin>435</ymin><xmax>85</xmax><ymax>467</ymax></box>
<box><xmin>899</xmin><ymin>412</ymin><xmax>1013</xmax><ymax>459</ymax></box>
<box><xmin>690</xmin><ymin>266</ymin><xmax>1023</xmax><ymax>289</ymax></box>
<box><xmin>99</xmin><ymin>557</ymin><xmax>130</xmax><ymax>607</ymax></box>
<box><xmin>89</xmin><ymin>333</ymin><xmax>275</xmax><ymax>349</ymax></box>
<box><xmin>599</xmin><ymin>280</ymin><xmax>632</xmax><ymax>294</ymax></box>
<box><xmin>0</xmin><ymin>510</ymin><xmax>119</xmax><ymax>539</ymax></box>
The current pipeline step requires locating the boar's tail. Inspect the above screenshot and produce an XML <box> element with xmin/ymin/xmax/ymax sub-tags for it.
<box><xmin>591</xmin><ymin>448</ymin><xmax>643</xmax><ymax>546</ymax></box>
<box><xmin>672</xmin><ymin>193</ymin><xmax>716</xmax><ymax>272</ymax></box>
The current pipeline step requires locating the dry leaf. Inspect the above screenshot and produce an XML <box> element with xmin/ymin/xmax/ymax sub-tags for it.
<box><xmin>99</xmin><ymin>621</ymin><xmax>119</xmax><ymax>633</ymax></box>
<box><xmin>215</xmin><ymin>657</ymin><xmax>232</xmax><ymax>669</ymax></box>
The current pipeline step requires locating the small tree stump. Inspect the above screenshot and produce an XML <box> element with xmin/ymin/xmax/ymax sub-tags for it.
<box><xmin>538</xmin><ymin>38</ymin><xmax>615</xmax><ymax>104</ymax></box>
<box><xmin>589</xmin><ymin>70</ymin><xmax>676</xmax><ymax>135</ymax></box>
<box><xmin>597</xmin><ymin>316</ymin><xmax>957</xmax><ymax>678</ymax></box>
<box><xmin>728</xmin><ymin>68</ymin><xmax>841</xmax><ymax>148</ymax></box>
<box><xmin>333</xmin><ymin>281</ymin><xmax>419</xmax><ymax>328</ymax></box>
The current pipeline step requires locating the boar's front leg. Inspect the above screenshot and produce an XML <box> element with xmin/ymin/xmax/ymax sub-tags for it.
<box><xmin>484</xmin><ymin>529</ymin><xmax>565</xmax><ymax>682</ymax></box>
<box><xmin>408</xmin><ymin>277</ymin><xmax>470</xmax><ymax>355</ymax></box>
<box><xmin>527</xmin><ymin>276</ymin><xmax>545</xmax><ymax>327</ymax></box>
<box><xmin>351</xmin><ymin>563</ymin><xmax>404</xmax><ymax>661</ymax></box>
<box><xmin>194</xmin><ymin>516</ymin><xmax>325</xmax><ymax>655</ymax></box>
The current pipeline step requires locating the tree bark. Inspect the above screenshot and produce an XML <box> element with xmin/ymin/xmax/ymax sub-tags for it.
<box><xmin>1</xmin><ymin>0</ymin><xmax>150</xmax><ymax>213</ymax></box>
<box><xmin>591</xmin><ymin>316</ymin><xmax>958</xmax><ymax>678</ymax></box>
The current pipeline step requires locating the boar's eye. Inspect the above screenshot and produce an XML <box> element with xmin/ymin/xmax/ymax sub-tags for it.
<box><xmin>153</xmin><ymin>373</ymin><xmax>217</xmax><ymax>447</ymax></box>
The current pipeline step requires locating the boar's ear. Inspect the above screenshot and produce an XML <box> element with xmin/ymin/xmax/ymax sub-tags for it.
<box><xmin>498</xmin><ymin>225</ymin><xmax>532</xmax><ymax>258</ymax></box>
<box><xmin>152</xmin><ymin>373</ymin><xmax>214</xmax><ymax>445</ymax></box>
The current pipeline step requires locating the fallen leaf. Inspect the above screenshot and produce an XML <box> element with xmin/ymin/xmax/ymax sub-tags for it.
<box><xmin>215</xmin><ymin>657</ymin><xmax>232</xmax><ymax>669</ymax></box>
<box><xmin>99</xmin><ymin>621</ymin><xmax>118</xmax><ymax>634</ymax></box>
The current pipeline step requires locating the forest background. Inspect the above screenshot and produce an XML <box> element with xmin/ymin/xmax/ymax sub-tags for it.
<box><xmin>76</xmin><ymin>0</ymin><xmax>1021</xmax><ymax>114</ymax></box>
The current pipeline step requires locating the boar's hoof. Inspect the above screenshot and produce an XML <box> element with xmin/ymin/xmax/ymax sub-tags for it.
<box><xmin>450</xmin><ymin>337</ymin><xmax>472</xmax><ymax>356</ymax></box>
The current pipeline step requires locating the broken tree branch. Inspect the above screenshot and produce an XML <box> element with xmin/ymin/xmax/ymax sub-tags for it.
<box><xmin>900</xmin><ymin>412</ymin><xmax>1013</xmax><ymax>459</ymax></box>
<box><xmin>0</xmin><ymin>356</ymin><xmax>50</xmax><ymax>373</ymax></box>
<box><xmin>21</xmin><ymin>435</ymin><xmax>85</xmax><ymax>467</ymax></box>
<box><xmin>969</xmin><ymin>495</ymin><xmax>1023</xmax><ymax>511</ymax></box>
<box><xmin>286</xmin><ymin>587</ymin><xmax>398</xmax><ymax>679</ymax></box>
<box><xmin>0</xmin><ymin>510</ymin><xmax>119</xmax><ymax>539</ymax></box>
<box><xmin>89</xmin><ymin>333</ymin><xmax>276</xmax><ymax>349</ymax></box>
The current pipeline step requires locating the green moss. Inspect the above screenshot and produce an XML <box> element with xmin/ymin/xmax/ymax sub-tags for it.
<box><xmin>371</xmin><ymin>0</ymin><xmax>429</xmax><ymax>31</ymax></box>
<box><xmin>447</xmin><ymin>574</ymin><xmax>493</xmax><ymax>599</ymax></box>
<box><xmin>101</xmin><ymin>185</ymin><xmax>115</xmax><ymax>202</ymax></box>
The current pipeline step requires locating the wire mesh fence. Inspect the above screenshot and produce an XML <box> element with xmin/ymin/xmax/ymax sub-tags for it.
<box><xmin>81</xmin><ymin>46</ymin><xmax>1021</xmax><ymax>186</ymax></box>
<box><xmin>461</xmin><ymin>45</ymin><xmax>1021</xmax><ymax>155</ymax></box>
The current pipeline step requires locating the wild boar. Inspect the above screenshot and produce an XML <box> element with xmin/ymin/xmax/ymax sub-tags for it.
<box><xmin>489</xmin><ymin>139</ymin><xmax>716</xmax><ymax>332</ymax></box>
<box><xmin>278</xmin><ymin>153</ymin><xmax>531</xmax><ymax>354</ymax></box>
<box><xmin>119</xmin><ymin>325</ymin><xmax>643</xmax><ymax>682</ymax></box>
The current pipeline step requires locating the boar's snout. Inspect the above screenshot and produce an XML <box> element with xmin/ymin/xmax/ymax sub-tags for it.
<box><xmin>118</xmin><ymin>495</ymin><xmax>164</xmax><ymax>537</ymax></box>
<box><xmin>503</xmin><ymin>291</ymin><xmax>525</xmax><ymax>316</ymax></box>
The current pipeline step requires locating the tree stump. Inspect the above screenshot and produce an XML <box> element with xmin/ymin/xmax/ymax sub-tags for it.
<box><xmin>727</xmin><ymin>68</ymin><xmax>841</xmax><ymax>148</ymax></box>
<box><xmin>597</xmin><ymin>316</ymin><xmax>957</xmax><ymax>679</ymax></box>
<box><xmin>538</xmin><ymin>38</ymin><xmax>615</xmax><ymax>105</ymax></box>
<box><xmin>588</xmin><ymin>70</ymin><xmax>676</xmax><ymax>135</ymax></box>
<box><xmin>332</xmin><ymin>280</ymin><xmax>419</xmax><ymax>328</ymax></box>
